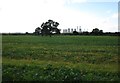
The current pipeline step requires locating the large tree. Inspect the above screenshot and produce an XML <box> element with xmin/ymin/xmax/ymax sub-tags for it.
<box><xmin>91</xmin><ymin>28</ymin><xmax>103</xmax><ymax>35</ymax></box>
<box><xmin>35</xmin><ymin>27</ymin><xmax>41</xmax><ymax>35</ymax></box>
<box><xmin>41</xmin><ymin>19</ymin><xmax>60</xmax><ymax>36</ymax></box>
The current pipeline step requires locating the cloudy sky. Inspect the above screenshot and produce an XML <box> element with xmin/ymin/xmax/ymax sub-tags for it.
<box><xmin>0</xmin><ymin>0</ymin><xmax>119</xmax><ymax>33</ymax></box>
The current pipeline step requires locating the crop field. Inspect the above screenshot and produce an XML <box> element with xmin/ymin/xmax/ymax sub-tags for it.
<box><xmin>2</xmin><ymin>35</ymin><xmax>120</xmax><ymax>81</ymax></box>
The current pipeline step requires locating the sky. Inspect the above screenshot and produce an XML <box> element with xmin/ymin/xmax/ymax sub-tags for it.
<box><xmin>0</xmin><ymin>0</ymin><xmax>119</xmax><ymax>33</ymax></box>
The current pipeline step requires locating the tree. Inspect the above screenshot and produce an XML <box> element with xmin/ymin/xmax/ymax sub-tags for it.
<box><xmin>35</xmin><ymin>27</ymin><xmax>41</xmax><ymax>35</ymax></box>
<box><xmin>73</xmin><ymin>31</ymin><xmax>79</xmax><ymax>35</ymax></box>
<box><xmin>91</xmin><ymin>28</ymin><xmax>103</xmax><ymax>35</ymax></box>
<box><xmin>99</xmin><ymin>30</ymin><xmax>103</xmax><ymax>35</ymax></box>
<box><xmin>41</xmin><ymin>19</ymin><xmax>60</xmax><ymax>36</ymax></box>
<box><xmin>92</xmin><ymin>28</ymin><xmax>99</xmax><ymax>33</ymax></box>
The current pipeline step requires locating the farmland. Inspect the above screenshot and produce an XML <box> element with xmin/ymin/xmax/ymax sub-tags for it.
<box><xmin>2</xmin><ymin>35</ymin><xmax>119</xmax><ymax>81</ymax></box>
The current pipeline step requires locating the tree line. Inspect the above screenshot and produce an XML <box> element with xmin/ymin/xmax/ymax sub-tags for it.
<box><xmin>1</xmin><ymin>19</ymin><xmax>120</xmax><ymax>36</ymax></box>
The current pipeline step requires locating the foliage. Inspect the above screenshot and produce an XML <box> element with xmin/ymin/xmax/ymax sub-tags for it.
<box><xmin>73</xmin><ymin>31</ymin><xmax>79</xmax><ymax>35</ymax></box>
<box><xmin>35</xmin><ymin>27</ymin><xmax>41</xmax><ymax>35</ymax></box>
<box><xmin>91</xmin><ymin>28</ymin><xmax>103</xmax><ymax>35</ymax></box>
<box><xmin>2</xmin><ymin>35</ymin><xmax>120</xmax><ymax>81</ymax></box>
<box><xmin>35</xmin><ymin>19</ymin><xmax>60</xmax><ymax>36</ymax></box>
<box><xmin>2</xmin><ymin>63</ymin><xmax>119</xmax><ymax>81</ymax></box>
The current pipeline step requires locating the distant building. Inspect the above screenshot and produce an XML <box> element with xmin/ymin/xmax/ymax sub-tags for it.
<box><xmin>74</xmin><ymin>29</ymin><xmax>76</xmax><ymax>31</ymax></box>
<box><xmin>68</xmin><ymin>28</ymin><xmax>70</xmax><ymax>33</ymax></box>
<box><xmin>71</xmin><ymin>28</ymin><xmax>73</xmax><ymax>33</ymax></box>
<box><xmin>79</xmin><ymin>26</ymin><xmax>82</xmax><ymax>33</ymax></box>
<box><xmin>63</xmin><ymin>29</ymin><xmax>67</xmax><ymax>33</ymax></box>
<box><xmin>62</xmin><ymin>26</ymin><xmax>83</xmax><ymax>33</ymax></box>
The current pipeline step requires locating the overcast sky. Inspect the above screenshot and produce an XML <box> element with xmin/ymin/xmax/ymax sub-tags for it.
<box><xmin>0</xmin><ymin>0</ymin><xmax>119</xmax><ymax>33</ymax></box>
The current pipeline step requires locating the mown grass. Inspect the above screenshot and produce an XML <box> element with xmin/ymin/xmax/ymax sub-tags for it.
<box><xmin>2</xmin><ymin>35</ymin><xmax>119</xmax><ymax>81</ymax></box>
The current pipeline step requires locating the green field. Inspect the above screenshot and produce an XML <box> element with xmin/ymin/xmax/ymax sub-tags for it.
<box><xmin>2</xmin><ymin>35</ymin><xmax>119</xmax><ymax>81</ymax></box>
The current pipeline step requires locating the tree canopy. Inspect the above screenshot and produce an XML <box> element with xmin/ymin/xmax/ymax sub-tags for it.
<box><xmin>35</xmin><ymin>19</ymin><xmax>60</xmax><ymax>36</ymax></box>
<box><xmin>91</xmin><ymin>28</ymin><xmax>103</xmax><ymax>35</ymax></box>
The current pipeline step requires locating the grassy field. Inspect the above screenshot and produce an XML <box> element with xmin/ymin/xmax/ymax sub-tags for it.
<box><xmin>2</xmin><ymin>35</ymin><xmax>119</xmax><ymax>81</ymax></box>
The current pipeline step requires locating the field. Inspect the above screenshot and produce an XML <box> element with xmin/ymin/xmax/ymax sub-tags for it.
<box><xmin>2</xmin><ymin>35</ymin><xmax>119</xmax><ymax>81</ymax></box>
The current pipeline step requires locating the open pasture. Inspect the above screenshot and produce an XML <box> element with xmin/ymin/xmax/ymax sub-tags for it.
<box><xmin>2</xmin><ymin>35</ymin><xmax>119</xmax><ymax>81</ymax></box>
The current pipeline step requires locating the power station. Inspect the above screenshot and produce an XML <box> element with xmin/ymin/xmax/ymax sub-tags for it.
<box><xmin>63</xmin><ymin>26</ymin><xmax>82</xmax><ymax>33</ymax></box>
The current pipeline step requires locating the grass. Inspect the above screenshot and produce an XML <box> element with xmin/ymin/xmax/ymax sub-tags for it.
<box><xmin>2</xmin><ymin>35</ymin><xmax>119</xmax><ymax>81</ymax></box>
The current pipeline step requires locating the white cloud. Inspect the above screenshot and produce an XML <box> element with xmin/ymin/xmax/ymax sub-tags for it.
<box><xmin>86</xmin><ymin>0</ymin><xmax>119</xmax><ymax>2</ymax></box>
<box><xmin>0</xmin><ymin>0</ymin><xmax>118</xmax><ymax>33</ymax></box>
<box><xmin>112</xmin><ymin>13</ymin><xmax>118</xmax><ymax>18</ymax></box>
<box><xmin>68</xmin><ymin>0</ymin><xmax>87</xmax><ymax>3</ymax></box>
<box><xmin>64</xmin><ymin>0</ymin><xmax>119</xmax><ymax>3</ymax></box>
<box><xmin>99</xmin><ymin>13</ymin><xmax>118</xmax><ymax>32</ymax></box>
<box><xmin>0</xmin><ymin>0</ymin><xmax>65</xmax><ymax>32</ymax></box>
